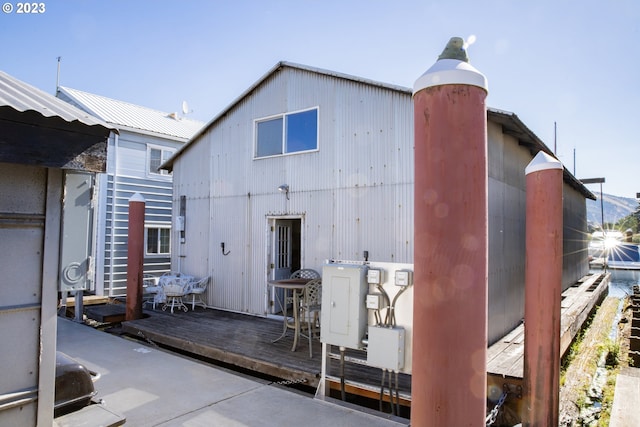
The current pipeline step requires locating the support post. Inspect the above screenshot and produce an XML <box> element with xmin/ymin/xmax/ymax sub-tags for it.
<box><xmin>126</xmin><ymin>193</ymin><xmax>145</xmax><ymax>321</ymax></box>
<box><xmin>411</xmin><ymin>37</ymin><xmax>489</xmax><ymax>426</ymax></box>
<box><xmin>523</xmin><ymin>151</ymin><xmax>563</xmax><ymax>426</ymax></box>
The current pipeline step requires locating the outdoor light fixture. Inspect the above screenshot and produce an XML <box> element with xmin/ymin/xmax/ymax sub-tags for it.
<box><xmin>278</xmin><ymin>184</ymin><xmax>290</xmax><ymax>200</ymax></box>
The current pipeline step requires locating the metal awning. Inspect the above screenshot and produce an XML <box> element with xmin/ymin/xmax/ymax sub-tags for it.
<box><xmin>0</xmin><ymin>70</ymin><xmax>115</xmax><ymax>172</ymax></box>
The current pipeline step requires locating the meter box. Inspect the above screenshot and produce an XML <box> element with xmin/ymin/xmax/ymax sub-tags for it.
<box><xmin>367</xmin><ymin>326</ymin><xmax>405</xmax><ymax>371</ymax></box>
<box><xmin>320</xmin><ymin>263</ymin><xmax>369</xmax><ymax>349</ymax></box>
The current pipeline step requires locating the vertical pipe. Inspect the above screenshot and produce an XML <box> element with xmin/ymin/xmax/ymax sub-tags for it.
<box><xmin>412</xmin><ymin>37</ymin><xmax>489</xmax><ymax>426</ymax></box>
<box><xmin>126</xmin><ymin>192</ymin><xmax>145</xmax><ymax>321</ymax></box>
<box><xmin>523</xmin><ymin>151</ymin><xmax>563</xmax><ymax>426</ymax></box>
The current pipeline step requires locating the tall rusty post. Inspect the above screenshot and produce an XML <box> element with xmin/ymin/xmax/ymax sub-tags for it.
<box><xmin>412</xmin><ymin>37</ymin><xmax>489</xmax><ymax>426</ymax></box>
<box><xmin>126</xmin><ymin>192</ymin><xmax>145</xmax><ymax>321</ymax></box>
<box><xmin>523</xmin><ymin>151</ymin><xmax>563</xmax><ymax>426</ymax></box>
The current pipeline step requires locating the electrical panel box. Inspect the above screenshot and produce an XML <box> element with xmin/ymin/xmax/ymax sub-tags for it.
<box><xmin>176</xmin><ymin>215</ymin><xmax>185</xmax><ymax>232</ymax></box>
<box><xmin>321</xmin><ymin>263</ymin><xmax>369</xmax><ymax>349</ymax></box>
<box><xmin>367</xmin><ymin>326</ymin><xmax>405</xmax><ymax>371</ymax></box>
<box><xmin>366</xmin><ymin>293</ymin><xmax>382</xmax><ymax>310</ymax></box>
<box><xmin>395</xmin><ymin>270</ymin><xmax>413</xmax><ymax>287</ymax></box>
<box><xmin>367</xmin><ymin>268</ymin><xmax>382</xmax><ymax>284</ymax></box>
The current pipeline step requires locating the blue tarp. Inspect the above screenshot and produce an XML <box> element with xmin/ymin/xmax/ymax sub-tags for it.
<box><xmin>608</xmin><ymin>244</ymin><xmax>640</xmax><ymax>262</ymax></box>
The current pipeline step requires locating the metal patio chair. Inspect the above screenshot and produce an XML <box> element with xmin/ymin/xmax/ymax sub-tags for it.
<box><xmin>299</xmin><ymin>278</ymin><xmax>322</xmax><ymax>358</ymax></box>
<box><xmin>288</xmin><ymin>269</ymin><xmax>320</xmax><ymax>306</ymax></box>
<box><xmin>142</xmin><ymin>274</ymin><xmax>161</xmax><ymax>309</ymax></box>
<box><xmin>162</xmin><ymin>277</ymin><xmax>189</xmax><ymax>313</ymax></box>
<box><xmin>185</xmin><ymin>276</ymin><xmax>210</xmax><ymax>310</ymax></box>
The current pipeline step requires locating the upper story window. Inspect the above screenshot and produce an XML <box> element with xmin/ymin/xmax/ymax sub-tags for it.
<box><xmin>255</xmin><ymin>108</ymin><xmax>318</xmax><ymax>158</ymax></box>
<box><xmin>148</xmin><ymin>146</ymin><xmax>174</xmax><ymax>176</ymax></box>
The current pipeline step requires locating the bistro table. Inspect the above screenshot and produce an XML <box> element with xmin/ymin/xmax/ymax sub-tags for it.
<box><xmin>268</xmin><ymin>278</ymin><xmax>312</xmax><ymax>351</ymax></box>
<box><xmin>158</xmin><ymin>273</ymin><xmax>194</xmax><ymax>313</ymax></box>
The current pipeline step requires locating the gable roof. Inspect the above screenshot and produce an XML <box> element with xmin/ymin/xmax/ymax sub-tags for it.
<box><xmin>0</xmin><ymin>70</ymin><xmax>114</xmax><ymax>171</ymax></box>
<box><xmin>164</xmin><ymin>61</ymin><xmax>594</xmax><ymax>200</ymax></box>
<box><xmin>58</xmin><ymin>86</ymin><xmax>204</xmax><ymax>141</ymax></box>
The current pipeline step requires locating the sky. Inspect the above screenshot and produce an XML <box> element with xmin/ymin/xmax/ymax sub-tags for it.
<box><xmin>2</xmin><ymin>0</ymin><xmax>638</xmax><ymax>198</ymax></box>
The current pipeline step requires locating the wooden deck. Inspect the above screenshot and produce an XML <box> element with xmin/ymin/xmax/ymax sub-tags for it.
<box><xmin>121</xmin><ymin>307</ymin><xmax>323</xmax><ymax>388</ymax></box>
<box><xmin>108</xmin><ymin>271</ymin><xmax>609</xmax><ymax>416</ymax></box>
<box><xmin>119</xmin><ymin>307</ymin><xmax>411</xmax><ymax>414</ymax></box>
<box><xmin>486</xmin><ymin>272</ymin><xmax>610</xmax><ymax>385</ymax></box>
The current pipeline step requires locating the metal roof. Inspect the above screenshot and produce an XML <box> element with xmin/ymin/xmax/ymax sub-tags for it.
<box><xmin>57</xmin><ymin>86</ymin><xmax>204</xmax><ymax>141</ymax></box>
<box><xmin>0</xmin><ymin>70</ymin><xmax>113</xmax><ymax>129</ymax></box>
<box><xmin>0</xmin><ymin>70</ymin><xmax>114</xmax><ymax>172</ymax></box>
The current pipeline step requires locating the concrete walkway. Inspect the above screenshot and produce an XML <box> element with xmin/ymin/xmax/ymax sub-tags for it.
<box><xmin>56</xmin><ymin>318</ymin><xmax>408</xmax><ymax>426</ymax></box>
<box><xmin>609</xmin><ymin>366</ymin><xmax>640</xmax><ymax>427</ymax></box>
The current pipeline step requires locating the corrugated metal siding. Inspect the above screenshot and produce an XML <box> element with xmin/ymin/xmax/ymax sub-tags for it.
<box><xmin>0</xmin><ymin>71</ymin><xmax>109</xmax><ymax>128</ymax></box>
<box><xmin>174</xmin><ymin>68</ymin><xmax>415</xmax><ymax>316</ymax></box>
<box><xmin>563</xmin><ymin>184</ymin><xmax>590</xmax><ymax>285</ymax></box>
<box><xmin>172</xmin><ymin>66</ymin><xmax>591</xmax><ymax>344</ymax></box>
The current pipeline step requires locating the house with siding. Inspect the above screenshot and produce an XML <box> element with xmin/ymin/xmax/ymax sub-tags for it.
<box><xmin>57</xmin><ymin>87</ymin><xmax>203</xmax><ymax>297</ymax></box>
<box><xmin>163</xmin><ymin>61</ymin><xmax>595</xmax><ymax>345</ymax></box>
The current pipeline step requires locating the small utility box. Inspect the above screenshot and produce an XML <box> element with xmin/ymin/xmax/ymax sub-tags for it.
<box><xmin>320</xmin><ymin>263</ymin><xmax>368</xmax><ymax>349</ymax></box>
<box><xmin>367</xmin><ymin>326</ymin><xmax>405</xmax><ymax>371</ymax></box>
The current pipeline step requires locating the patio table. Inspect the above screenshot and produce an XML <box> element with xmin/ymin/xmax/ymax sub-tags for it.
<box><xmin>268</xmin><ymin>278</ymin><xmax>311</xmax><ymax>351</ymax></box>
<box><xmin>158</xmin><ymin>274</ymin><xmax>194</xmax><ymax>313</ymax></box>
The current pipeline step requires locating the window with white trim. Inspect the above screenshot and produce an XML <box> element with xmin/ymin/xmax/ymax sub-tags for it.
<box><xmin>148</xmin><ymin>146</ymin><xmax>174</xmax><ymax>175</ymax></box>
<box><xmin>255</xmin><ymin>108</ymin><xmax>318</xmax><ymax>158</ymax></box>
<box><xmin>146</xmin><ymin>225</ymin><xmax>171</xmax><ymax>255</ymax></box>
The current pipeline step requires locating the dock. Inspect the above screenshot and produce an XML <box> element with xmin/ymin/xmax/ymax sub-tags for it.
<box><xmin>76</xmin><ymin>271</ymin><xmax>610</xmax><ymax>420</ymax></box>
<box><xmin>486</xmin><ymin>271</ymin><xmax>609</xmax><ymax>416</ymax></box>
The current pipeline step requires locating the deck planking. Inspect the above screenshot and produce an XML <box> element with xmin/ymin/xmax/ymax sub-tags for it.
<box><xmin>487</xmin><ymin>271</ymin><xmax>609</xmax><ymax>380</ymax></box>
<box><xmin>113</xmin><ymin>271</ymin><xmax>609</xmax><ymax>409</ymax></box>
<box><xmin>121</xmin><ymin>307</ymin><xmax>323</xmax><ymax>387</ymax></box>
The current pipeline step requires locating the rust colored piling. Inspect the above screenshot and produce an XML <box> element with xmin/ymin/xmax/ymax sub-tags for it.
<box><xmin>412</xmin><ymin>37</ymin><xmax>489</xmax><ymax>426</ymax></box>
<box><xmin>126</xmin><ymin>192</ymin><xmax>146</xmax><ymax>321</ymax></box>
<box><xmin>523</xmin><ymin>151</ymin><xmax>563</xmax><ymax>426</ymax></box>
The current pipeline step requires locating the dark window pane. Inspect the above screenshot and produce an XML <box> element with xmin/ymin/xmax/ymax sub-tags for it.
<box><xmin>256</xmin><ymin>118</ymin><xmax>283</xmax><ymax>157</ymax></box>
<box><xmin>149</xmin><ymin>148</ymin><xmax>162</xmax><ymax>173</ymax></box>
<box><xmin>286</xmin><ymin>109</ymin><xmax>317</xmax><ymax>153</ymax></box>
<box><xmin>147</xmin><ymin>228</ymin><xmax>159</xmax><ymax>253</ymax></box>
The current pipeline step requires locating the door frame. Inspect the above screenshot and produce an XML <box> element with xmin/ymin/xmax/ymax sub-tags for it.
<box><xmin>266</xmin><ymin>215</ymin><xmax>304</xmax><ymax>314</ymax></box>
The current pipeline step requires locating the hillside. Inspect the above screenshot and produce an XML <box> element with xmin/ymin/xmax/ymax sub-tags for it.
<box><xmin>586</xmin><ymin>193</ymin><xmax>637</xmax><ymax>227</ymax></box>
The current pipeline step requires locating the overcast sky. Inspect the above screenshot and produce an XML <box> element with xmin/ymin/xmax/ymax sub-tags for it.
<box><xmin>2</xmin><ymin>0</ymin><xmax>638</xmax><ymax>197</ymax></box>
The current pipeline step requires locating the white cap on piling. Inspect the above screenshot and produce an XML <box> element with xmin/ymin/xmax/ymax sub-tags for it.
<box><xmin>129</xmin><ymin>192</ymin><xmax>145</xmax><ymax>203</ymax></box>
<box><xmin>413</xmin><ymin>37</ymin><xmax>488</xmax><ymax>95</ymax></box>
<box><xmin>525</xmin><ymin>151</ymin><xmax>563</xmax><ymax>175</ymax></box>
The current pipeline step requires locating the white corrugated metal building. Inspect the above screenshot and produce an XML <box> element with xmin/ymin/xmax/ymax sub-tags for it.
<box><xmin>164</xmin><ymin>62</ymin><xmax>595</xmax><ymax>345</ymax></box>
<box><xmin>57</xmin><ymin>87</ymin><xmax>203</xmax><ymax>296</ymax></box>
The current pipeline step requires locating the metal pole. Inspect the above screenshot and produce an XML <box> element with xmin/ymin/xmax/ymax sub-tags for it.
<box><xmin>412</xmin><ymin>36</ymin><xmax>489</xmax><ymax>426</ymax></box>
<box><xmin>600</xmin><ymin>182</ymin><xmax>604</xmax><ymax>230</ymax></box>
<box><xmin>523</xmin><ymin>152</ymin><xmax>563</xmax><ymax>426</ymax></box>
<box><xmin>126</xmin><ymin>193</ymin><xmax>145</xmax><ymax>321</ymax></box>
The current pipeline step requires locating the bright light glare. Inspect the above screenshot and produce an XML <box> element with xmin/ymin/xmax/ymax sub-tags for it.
<box><xmin>464</xmin><ymin>35</ymin><xmax>477</xmax><ymax>49</ymax></box>
<box><xmin>605</xmin><ymin>237</ymin><xmax>621</xmax><ymax>249</ymax></box>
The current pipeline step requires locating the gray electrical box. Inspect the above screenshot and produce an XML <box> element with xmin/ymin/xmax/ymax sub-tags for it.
<box><xmin>59</xmin><ymin>172</ymin><xmax>95</xmax><ymax>292</ymax></box>
<box><xmin>320</xmin><ymin>263</ymin><xmax>369</xmax><ymax>349</ymax></box>
<box><xmin>367</xmin><ymin>326</ymin><xmax>405</xmax><ymax>371</ymax></box>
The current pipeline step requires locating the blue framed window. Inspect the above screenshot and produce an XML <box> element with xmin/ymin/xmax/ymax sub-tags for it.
<box><xmin>255</xmin><ymin>108</ymin><xmax>318</xmax><ymax>158</ymax></box>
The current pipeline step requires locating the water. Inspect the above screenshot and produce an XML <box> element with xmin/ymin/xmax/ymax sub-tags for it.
<box><xmin>576</xmin><ymin>268</ymin><xmax>639</xmax><ymax>425</ymax></box>
<box><xmin>606</xmin><ymin>269</ymin><xmax>640</xmax><ymax>298</ymax></box>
